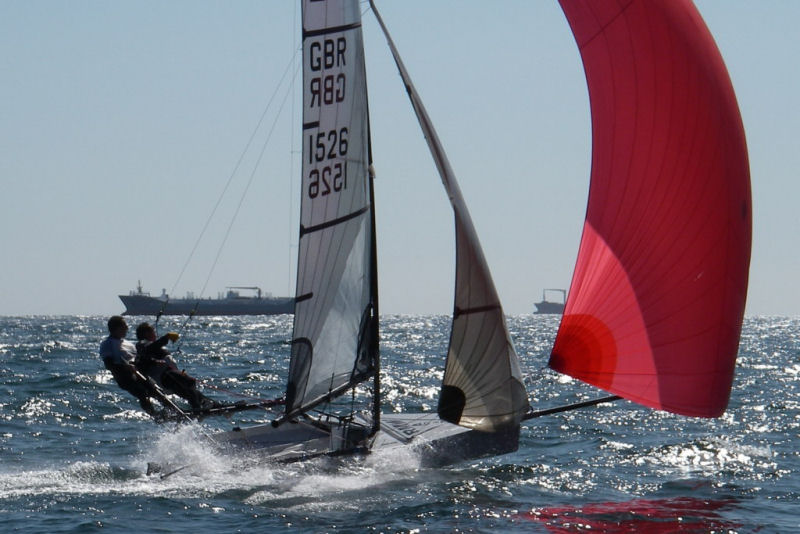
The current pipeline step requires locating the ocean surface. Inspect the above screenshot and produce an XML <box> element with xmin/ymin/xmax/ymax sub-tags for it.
<box><xmin>0</xmin><ymin>314</ymin><xmax>797</xmax><ymax>533</ymax></box>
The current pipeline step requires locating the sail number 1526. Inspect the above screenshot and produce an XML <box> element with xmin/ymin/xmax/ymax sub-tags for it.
<box><xmin>307</xmin><ymin>128</ymin><xmax>348</xmax><ymax>199</ymax></box>
<box><xmin>308</xmin><ymin>128</ymin><xmax>348</xmax><ymax>164</ymax></box>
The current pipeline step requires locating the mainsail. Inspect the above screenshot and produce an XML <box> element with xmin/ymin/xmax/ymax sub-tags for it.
<box><xmin>370</xmin><ymin>1</ymin><xmax>530</xmax><ymax>432</ymax></box>
<box><xmin>284</xmin><ymin>0</ymin><xmax>378</xmax><ymax>420</ymax></box>
<box><xmin>549</xmin><ymin>0</ymin><xmax>751</xmax><ymax>417</ymax></box>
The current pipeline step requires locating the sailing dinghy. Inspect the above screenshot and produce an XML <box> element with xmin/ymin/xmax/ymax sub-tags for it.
<box><xmin>199</xmin><ymin>0</ymin><xmax>750</xmax><ymax>467</ymax></box>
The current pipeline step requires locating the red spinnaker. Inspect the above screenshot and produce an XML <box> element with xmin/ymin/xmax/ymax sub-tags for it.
<box><xmin>549</xmin><ymin>0</ymin><xmax>751</xmax><ymax>417</ymax></box>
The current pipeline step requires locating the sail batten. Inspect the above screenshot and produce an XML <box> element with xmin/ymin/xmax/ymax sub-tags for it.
<box><xmin>454</xmin><ymin>304</ymin><xmax>501</xmax><ymax>318</ymax></box>
<box><xmin>302</xmin><ymin>21</ymin><xmax>362</xmax><ymax>39</ymax></box>
<box><xmin>551</xmin><ymin>0</ymin><xmax>751</xmax><ymax>418</ymax></box>
<box><xmin>300</xmin><ymin>205</ymin><xmax>370</xmax><ymax>235</ymax></box>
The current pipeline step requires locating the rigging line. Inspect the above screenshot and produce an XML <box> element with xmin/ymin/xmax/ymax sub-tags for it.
<box><xmin>288</xmin><ymin>4</ymin><xmax>299</xmax><ymax>298</ymax></box>
<box><xmin>198</xmin><ymin>61</ymin><xmax>301</xmax><ymax>299</ymax></box>
<box><xmin>360</xmin><ymin>2</ymin><xmax>371</xmax><ymax>21</ymax></box>
<box><xmin>169</xmin><ymin>47</ymin><xmax>301</xmax><ymax>297</ymax></box>
<box><xmin>153</xmin><ymin>304</ymin><xmax>165</xmax><ymax>332</ymax></box>
<box><xmin>172</xmin><ymin>306</ymin><xmax>198</xmax><ymax>353</ymax></box>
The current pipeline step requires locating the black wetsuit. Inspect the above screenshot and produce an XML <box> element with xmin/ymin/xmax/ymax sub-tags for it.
<box><xmin>135</xmin><ymin>336</ymin><xmax>214</xmax><ymax>411</ymax></box>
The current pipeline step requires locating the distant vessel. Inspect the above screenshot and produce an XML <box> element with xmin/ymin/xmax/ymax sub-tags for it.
<box><xmin>119</xmin><ymin>282</ymin><xmax>294</xmax><ymax>316</ymax></box>
<box><xmin>534</xmin><ymin>289</ymin><xmax>566</xmax><ymax>315</ymax></box>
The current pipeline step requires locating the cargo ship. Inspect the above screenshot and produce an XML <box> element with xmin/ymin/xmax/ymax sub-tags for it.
<box><xmin>533</xmin><ymin>289</ymin><xmax>566</xmax><ymax>315</ymax></box>
<box><xmin>119</xmin><ymin>282</ymin><xmax>294</xmax><ymax>316</ymax></box>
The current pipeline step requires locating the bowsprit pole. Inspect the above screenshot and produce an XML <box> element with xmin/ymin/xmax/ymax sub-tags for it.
<box><xmin>522</xmin><ymin>395</ymin><xmax>622</xmax><ymax>421</ymax></box>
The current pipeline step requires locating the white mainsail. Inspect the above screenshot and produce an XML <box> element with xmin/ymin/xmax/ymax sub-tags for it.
<box><xmin>370</xmin><ymin>1</ymin><xmax>529</xmax><ymax>432</ymax></box>
<box><xmin>285</xmin><ymin>0</ymin><xmax>378</xmax><ymax>419</ymax></box>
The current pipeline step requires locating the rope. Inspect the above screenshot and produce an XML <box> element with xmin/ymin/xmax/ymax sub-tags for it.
<box><xmin>153</xmin><ymin>42</ymin><xmax>302</xmax><ymax>359</ymax></box>
<box><xmin>171</xmin><ymin>306</ymin><xmax>198</xmax><ymax>354</ymax></box>
<box><xmin>153</xmin><ymin>303</ymin><xmax>167</xmax><ymax>333</ymax></box>
<box><xmin>198</xmin><ymin>62</ymin><xmax>300</xmax><ymax>300</ymax></box>
<box><xmin>170</xmin><ymin>48</ymin><xmax>301</xmax><ymax>299</ymax></box>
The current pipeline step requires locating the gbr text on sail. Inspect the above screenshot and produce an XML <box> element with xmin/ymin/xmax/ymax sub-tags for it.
<box><xmin>306</xmin><ymin>35</ymin><xmax>349</xmax><ymax>199</ymax></box>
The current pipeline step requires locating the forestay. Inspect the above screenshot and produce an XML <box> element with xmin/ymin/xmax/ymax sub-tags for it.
<box><xmin>370</xmin><ymin>1</ymin><xmax>530</xmax><ymax>432</ymax></box>
<box><xmin>285</xmin><ymin>0</ymin><xmax>378</xmax><ymax>420</ymax></box>
<box><xmin>550</xmin><ymin>0</ymin><xmax>751</xmax><ymax>418</ymax></box>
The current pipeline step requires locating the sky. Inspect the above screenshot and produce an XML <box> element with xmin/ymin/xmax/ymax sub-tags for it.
<box><xmin>0</xmin><ymin>1</ymin><xmax>797</xmax><ymax>317</ymax></box>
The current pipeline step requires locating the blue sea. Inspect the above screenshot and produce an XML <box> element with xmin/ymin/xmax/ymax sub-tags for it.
<box><xmin>1</xmin><ymin>315</ymin><xmax>797</xmax><ymax>532</ymax></box>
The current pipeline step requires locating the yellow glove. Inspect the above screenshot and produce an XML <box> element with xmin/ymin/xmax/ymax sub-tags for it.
<box><xmin>166</xmin><ymin>332</ymin><xmax>180</xmax><ymax>342</ymax></box>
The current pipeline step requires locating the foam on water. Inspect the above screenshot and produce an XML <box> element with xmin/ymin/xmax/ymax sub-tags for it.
<box><xmin>123</xmin><ymin>420</ymin><xmax>431</xmax><ymax>512</ymax></box>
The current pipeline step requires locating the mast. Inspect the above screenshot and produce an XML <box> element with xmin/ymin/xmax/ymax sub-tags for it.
<box><xmin>368</xmin><ymin>162</ymin><xmax>380</xmax><ymax>435</ymax></box>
